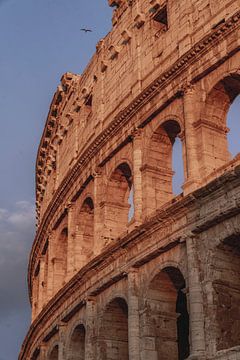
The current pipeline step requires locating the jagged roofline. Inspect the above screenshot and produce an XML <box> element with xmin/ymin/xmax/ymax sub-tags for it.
<box><xmin>35</xmin><ymin>0</ymin><xmax>133</xmax><ymax>194</ymax></box>
<box><xmin>35</xmin><ymin>73</ymin><xmax>80</xmax><ymax>208</ymax></box>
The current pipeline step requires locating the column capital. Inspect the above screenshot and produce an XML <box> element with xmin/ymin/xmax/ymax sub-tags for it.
<box><xmin>65</xmin><ymin>201</ymin><xmax>74</xmax><ymax>212</ymax></box>
<box><xmin>182</xmin><ymin>82</ymin><xmax>196</xmax><ymax>95</ymax></box>
<box><xmin>92</xmin><ymin>167</ymin><xmax>102</xmax><ymax>178</ymax></box>
<box><xmin>131</xmin><ymin>127</ymin><xmax>143</xmax><ymax>140</ymax></box>
<box><xmin>127</xmin><ymin>267</ymin><xmax>139</xmax><ymax>275</ymax></box>
<box><xmin>85</xmin><ymin>295</ymin><xmax>96</xmax><ymax>304</ymax></box>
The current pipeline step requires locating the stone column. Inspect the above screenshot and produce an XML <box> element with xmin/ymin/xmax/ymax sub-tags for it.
<box><xmin>66</xmin><ymin>202</ymin><xmax>76</xmax><ymax>280</ymax></box>
<box><xmin>183</xmin><ymin>85</ymin><xmax>200</xmax><ymax>194</ymax></box>
<box><xmin>40</xmin><ymin>344</ymin><xmax>47</xmax><ymax>360</ymax></box>
<box><xmin>38</xmin><ymin>256</ymin><xmax>45</xmax><ymax>311</ymax></box>
<box><xmin>132</xmin><ymin>129</ymin><xmax>143</xmax><ymax>225</ymax></box>
<box><xmin>85</xmin><ymin>297</ymin><xmax>97</xmax><ymax>360</ymax></box>
<box><xmin>93</xmin><ymin>169</ymin><xmax>104</xmax><ymax>255</ymax></box>
<box><xmin>128</xmin><ymin>268</ymin><xmax>140</xmax><ymax>360</ymax></box>
<box><xmin>58</xmin><ymin>323</ymin><xmax>67</xmax><ymax>360</ymax></box>
<box><xmin>186</xmin><ymin>235</ymin><xmax>206</xmax><ymax>359</ymax></box>
<box><xmin>47</xmin><ymin>232</ymin><xmax>54</xmax><ymax>301</ymax></box>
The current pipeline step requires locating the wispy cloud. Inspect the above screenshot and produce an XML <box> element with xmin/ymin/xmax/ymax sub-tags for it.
<box><xmin>0</xmin><ymin>201</ymin><xmax>35</xmax><ymax>320</ymax></box>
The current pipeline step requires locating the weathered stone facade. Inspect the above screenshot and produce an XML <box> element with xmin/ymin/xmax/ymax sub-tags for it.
<box><xmin>20</xmin><ymin>0</ymin><xmax>240</xmax><ymax>359</ymax></box>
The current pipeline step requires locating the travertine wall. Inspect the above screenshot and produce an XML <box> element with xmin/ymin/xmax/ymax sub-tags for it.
<box><xmin>20</xmin><ymin>0</ymin><xmax>240</xmax><ymax>359</ymax></box>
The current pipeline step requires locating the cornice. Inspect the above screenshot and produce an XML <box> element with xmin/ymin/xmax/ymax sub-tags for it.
<box><xmin>20</xmin><ymin>164</ymin><xmax>240</xmax><ymax>360</ymax></box>
<box><xmin>30</xmin><ymin>9</ymin><xmax>240</xmax><ymax>296</ymax></box>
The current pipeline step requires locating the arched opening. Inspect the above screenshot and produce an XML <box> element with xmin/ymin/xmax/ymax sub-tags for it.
<box><xmin>54</xmin><ymin>227</ymin><xmax>68</xmax><ymax>292</ymax></box>
<box><xmin>128</xmin><ymin>185</ymin><xmax>134</xmax><ymax>221</ymax></box>
<box><xmin>69</xmin><ymin>324</ymin><xmax>86</xmax><ymax>360</ymax></box>
<box><xmin>75</xmin><ymin>197</ymin><xmax>94</xmax><ymax>269</ymax></box>
<box><xmin>98</xmin><ymin>297</ymin><xmax>129</xmax><ymax>360</ymax></box>
<box><xmin>141</xmin><ymin>267</ymin><xmax>189</xmax><ymax>360</ymax></box>
<box><xmin>143</xmin><ymin>120</ymin><xmax>182</xmax><ymax>216</ymax></box>
<box><xmin>105</xmin><ymin>163</ymin><xmax>133</xmax><ymax>240</ymax></box>
<box><xmin>200</xmin><ymin>74</ymin><xmax>240</xmax><ymax>175</ymax></box>
<box><xmin>227</xmin><ymin>94</ymin><xmax>240</xmax><ymax>158</ymax></box>
<box><xmin>49</xmin><ymin>345</ymin><xmax>59</xmax><ymax>360</ymax></box>
<box><xmin>172</xmin><ymin>137</ymin><xmax>184</xmax><ymax>195</ymax></box>
<box><xmin>213</xmin><ymin>239</ymin><xmax>240</xmax><ymax>351</ymax></box>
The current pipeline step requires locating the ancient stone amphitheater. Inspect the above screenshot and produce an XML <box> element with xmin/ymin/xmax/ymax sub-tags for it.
<box><xmin>20</xmin><ymin>0</ymin><xmax>240</xmax><ymax>359</ymax></box>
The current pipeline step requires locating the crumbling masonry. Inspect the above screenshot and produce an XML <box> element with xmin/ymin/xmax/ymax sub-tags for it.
<box><xmin>20</xmin><ymin>0</ymin><xmax>240</xmax><ymax>359</ymax></box>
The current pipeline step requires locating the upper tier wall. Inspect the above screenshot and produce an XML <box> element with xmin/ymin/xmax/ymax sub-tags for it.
<box><xmin>36</xmin><ymin>0</ymin><xmax>240</xmax><ymax>222</ymax></box>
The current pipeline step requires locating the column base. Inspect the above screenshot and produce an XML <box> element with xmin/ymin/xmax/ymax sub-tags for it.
<box><xmin>187</xmin><ymin>352</ymin><xmax>206</xmax><ymax>360</ymax></box>
<box><xmin>182</xmin><ymin>178</ymin><xmax>201</xmax><ymax>195</ymax></box>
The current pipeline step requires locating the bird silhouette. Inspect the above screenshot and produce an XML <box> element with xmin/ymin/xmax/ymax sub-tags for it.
<box><xmin>80</xmin><ymin>28</ymin><xmax>93</xmax><ymax>33</ymax></box>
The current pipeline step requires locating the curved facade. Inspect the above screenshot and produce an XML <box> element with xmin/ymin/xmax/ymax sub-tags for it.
<box><xmin>20</xmin><ymin>1</ymin><xmax>240</xmax><ymax>359</ymax></box>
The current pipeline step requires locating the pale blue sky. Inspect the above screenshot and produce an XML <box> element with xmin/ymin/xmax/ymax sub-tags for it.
<box><xmin>0</xmin><ymin>1</ymin><xmax>239</xmax><ymax>359</ymax></box>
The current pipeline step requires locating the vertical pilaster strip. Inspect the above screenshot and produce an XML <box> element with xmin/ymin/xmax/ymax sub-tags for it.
<box><xmin>128</xmin><ymin>268</ymin><xmax>140</xmax><ymax>360</ymax></box>
<box><xmin>67</xmin><ymin>202</ymin><xmax>75</xmax><ymax>280</ymax></box>
<box><xmin>85</xmin><ymin>297</ymin><xmax>97</xmax><ymax>360</ymax></box>
<box><xmin>93</xmin><ymin>169</ymin><xmax>103</xmax><ymax>255</ymax></box>
<box><xmin>47</xmin><ymin>232</ymin><xmax>54</xmax><ymax>301</ymax></box>
<box><xmin>183</xmin><ymin>85</ymin><xmax>200</xmax><ymax>194</ymax></box>
<box><xmin>40</xmin><ymin>345</ymin><xmax>47</xmax><ymax>360</ymax></box>
<box><xmin>186</xmin><ymin>235</ymin><xmax>206</xmax><ymax>358</ymax></box>
<box><xmin>38</xmin><ymin>256</ymin><xmax>45</xmax><ymax>311</ymax></box>
<box><xmin>58</xmin><ymin>323</ymin><xmax>67</xmax><ymax>360</ymax></box>
<box><xmin>132</xmin><ymin>129</ymin><xmax>143</xmax><ymax>225</ymax></box>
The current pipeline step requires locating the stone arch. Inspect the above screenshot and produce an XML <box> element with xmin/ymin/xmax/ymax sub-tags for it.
<box><xmin>48</xmin><ymin>344</ymin><xmax>59</xmax><ymax>360</ymax></box>
<box><xmin>141</xmin><ymin>266</ymin><xmax>189</xmax><ymax>360</ymax></box>
<box><xmin>144</xmin><ymin>260</ymin><xmax>187</xmax><ymax>296</ymax></box>
<box><xmin>211</xmin><ymin>239</ymin><xmax>240</xmax><ymax>351</ymax></box>
<box><xmin>200</xmin><ymin>73</ymin><xmax>240</xmax><ymax>174</ymax></box>
<box><xmin>143</xmin><ymin>119</ymin><xmax>183</xmax><ymax>216</ymax></box>
<box><xmin>75</xmin><ymin>196</ymin><xmax>94</xmax><ymax>269</ymax></box>
<box><xmin>68</xmin><ymin>323</ymin><xmax>86</xmax><ymax>360</ymax></box>
<box><xmin>104</xmin><ymin>162</ymin><xmax>133</xmax><ymax>241</ymax></box>
<box><xmin>53</xmin><ymin>227</ymin><xmax>68</xmax><ymax>293</ymax></box>
<box><xmin>98</xmin><ymin>297</ymin><xmax>129</xmax><ymax>360</ymax></box>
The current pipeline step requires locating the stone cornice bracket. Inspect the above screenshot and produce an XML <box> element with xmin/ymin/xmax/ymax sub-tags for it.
<box><xmin>121</xmin><ymin>29</ymin><xmax>132</xmax><ymax>45</ymax></box>
<box><xmin>100</xmin><ymin>60</ymin><xmax>108</xmax><ymax>73</ymax></box>
<box><xmin>108</xmin><ymin>45</ymin><xmax>120</xmax><ymax>60</ymax></box>
<box><xmin>96</xmin><ymin>39</ymin><xmax>105</xmax><ymax>53</ymax></box>
<box><xmin>108</xmin><ymin>0</ymin><xmax>123</xmax><ymax>8</ymax></box>
<box><xmin>133</xmin><ymin>13</ymin><xmax>146</xmax><ymax>29</ymax></box>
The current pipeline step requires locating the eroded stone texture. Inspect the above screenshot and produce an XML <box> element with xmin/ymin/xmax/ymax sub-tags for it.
<box><xmin>20</xmin><ymin>0</ymin><xmax>240</xmax><ymax>359</ymax></box>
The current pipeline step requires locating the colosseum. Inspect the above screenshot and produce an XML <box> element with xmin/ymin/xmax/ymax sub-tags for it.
<box><xmin>20</xmin><ymin>0</ymin><xmax>240</xmax><ymax>359</ymax></box>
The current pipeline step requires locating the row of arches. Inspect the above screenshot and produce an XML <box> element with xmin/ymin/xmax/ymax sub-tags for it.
<box><xmin>42</xmin><ymin>267</ymin><xmax>190</xmax><ymax>360</ymax></box>
<box><xmin>33</xmin><ymin>74</ymin><xmax>240</xmax><ymax>317</ymax></box>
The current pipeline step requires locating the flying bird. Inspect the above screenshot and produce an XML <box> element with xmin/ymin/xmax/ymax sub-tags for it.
<box><xmin>80</xmin><ymin>28</ymin><xmax>93</xmax><ymax>33</ymax></box>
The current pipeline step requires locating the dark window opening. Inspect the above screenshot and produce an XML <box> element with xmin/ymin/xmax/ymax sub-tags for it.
<box><xmin>85</xmin><ymin>94</ymin><xmax>93</xmax><ymax>107</ymax></box>
<box><xmin>176</xmin><ymin>289</ymin><xmax>190</xmax><ymax>360</ymax></box>
<box><xmin>152</xmin><ymin>5</ymin><xmax>168</xmax><ymax>32</ymax></box>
